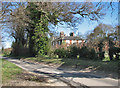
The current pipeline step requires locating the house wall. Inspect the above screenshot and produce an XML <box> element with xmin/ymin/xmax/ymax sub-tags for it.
<box><xmin>65</xmin><ymin>40</ymin><xmax>82</xmax><ymax>45</ymax></box>
<box><xmin>72</xmin><ymin>40</ymin><xmax>76</xmax><ymax>44</ymax></box>
<box><xmin>78</xmin><ymin>40</ymin><xmax>82</xmax><ymax>43</ymax></box>
<box><xmin>66</xmin><ymin>40</ymin><xmax>70</xmax><ymax>44</ymax></box>
<box><xmin>62</xmin><ymin>40</ymin><xmax>82</xmax><ymax>44</ymax></box>
<box><xmin>52</xmin><ymin>39</ymin><xmax>84</xmax><ymax>48</ymax></box>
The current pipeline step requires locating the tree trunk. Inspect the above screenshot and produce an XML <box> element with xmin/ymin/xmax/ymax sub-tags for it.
<box><xmin>29</xmin><ymin>30</ymin><xmax>35</xmax><ymax>56</ymax></box>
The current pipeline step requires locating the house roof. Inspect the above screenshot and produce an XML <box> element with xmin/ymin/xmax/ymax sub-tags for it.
<box><xmin>52</xmin><ymin>36</ymin><xmax>83</xmax><ymax>42</ymax></box>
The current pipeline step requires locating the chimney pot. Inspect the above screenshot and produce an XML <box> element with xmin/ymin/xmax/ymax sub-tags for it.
<box><xmin>70</xmin><ymin>32</ymin><xmax>74</xmax><ymax>36</ymax></box>
<box><xmin>60</xmin><ymin>31</ymin><xmax>64</xmax><ymax>37</ymax></box>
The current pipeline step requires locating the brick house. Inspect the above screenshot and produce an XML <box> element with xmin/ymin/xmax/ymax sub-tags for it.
<box><xmin>52</xmin><ymin>32</ymin><xmax>84</xmax><ymax>48</ymax></box>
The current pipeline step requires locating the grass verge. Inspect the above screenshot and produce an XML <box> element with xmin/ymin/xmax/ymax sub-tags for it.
<box><xmin>2</xmin><ymin>59</ymin><xmax>22</xmax><ymax>83</ymax></box>
<box><xmin>2</xmin><ymin>58</ymin><xmax>48</xmax><ymax>86</ymax></box>
<box><xmin>24</xmin><ymin>57</ymin><xmax>118</xmax><ymax>73</ymax></box>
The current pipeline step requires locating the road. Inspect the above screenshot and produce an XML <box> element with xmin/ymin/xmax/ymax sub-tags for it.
<box><xmin>1</xmin><ymin>56</ymin><xmax>119</xmax><ymax>88</ymax></box>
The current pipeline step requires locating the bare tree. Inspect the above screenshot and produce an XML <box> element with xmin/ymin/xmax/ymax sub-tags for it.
<box><xmin>1</xmin><ymin>2</ymin><xmax>116</xmax><ymax>27</ymax></box>
<box><xmin>0</xmin><ymin>1</ymin><xmax>117</xmax><ymax>55</ymax></box>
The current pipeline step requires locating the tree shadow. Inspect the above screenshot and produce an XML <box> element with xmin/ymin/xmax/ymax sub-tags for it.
<box><xmin>56</xmin><ymin>58</ymin><xmax>118</xmax><ymax>79</ymax></box>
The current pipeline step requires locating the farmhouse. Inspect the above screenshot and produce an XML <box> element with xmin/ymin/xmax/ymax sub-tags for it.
<box><xmin>52</xmin><ymin>32</ymin><xmax>85</xmax><ymax>48</ymax></box>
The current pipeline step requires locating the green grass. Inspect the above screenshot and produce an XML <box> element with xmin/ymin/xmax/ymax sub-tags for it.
<box><xmin>25</xmin><ymin>57</ymin><xmax>64</xmax><ymax>64</ymax></box>
<box><xmin>25</xmin><ymin>57</ymin><xmax>118</xmax><ymax>73</ymax></box>
<box><xmin>2</xmin><ymin>59</ymin><xmax>22</xmax><ymax>82</ymax></box>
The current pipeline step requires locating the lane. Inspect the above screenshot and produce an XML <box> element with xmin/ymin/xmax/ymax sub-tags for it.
<box><xmin>2</xmin><ymin>57</ymin><xmax>119</xmax><ymax>87</ymax></box>
<box><xmin>2</xmin><ymin>57</ymin><xmax>85</xmax><ymax>87</ymax></box>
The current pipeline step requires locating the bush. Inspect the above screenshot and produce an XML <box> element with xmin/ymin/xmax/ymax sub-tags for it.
<box><xmin>2</xmin><ymin>46</ymin><xmax>4</xmax><ymax>53</ymax></box>
<box><xmin>89</xmin><ymin>48</ymin><xmax>98</xmax><ymax>60</ymax></box>
<box><xmin>54</xmin><ymin>46</ymin><xmax>98</xmax><ymax>60</ymax></box>
<box><xmin>3</xmin><ymin>48</ymin><xmax>12</xmax><ymax>57</ymax></box>
<box><xmin>98</xmin><ymin>51</ymin><xmax>105</xmax><ymax>60</ymax></box>
<box><xmin>11</xmin><ymin>42</ymin><xmax>29</xmax><ymax>57</ymax></box>
<box><xmin>3</xmin><ymin>51</ymin><xmax>11</xmax><ymax>57</ymax></box>
<box><xmin>48</xmin><ymin>50</ymin><xmax>55</xmax><ymax>58</ymax></box>
<box><xmin>54</xmin><ymin>48</ymin><xmax>70</xmax><ymax>58</ymax></box>
<box><xmin>109</xmin><ymin>47</ymin><xmax>120</xmax><ymax>60</ymax></box>
<box><xmin>78</xmin><ymin>47</ymin><xmax>98</xmax><ymax>60</ymax></box>
<box><xmin>78</xmin><ymin>46</ymin><xmax>90</xmax><ymax>58</ymax></box>
<box><xmin>70</xmin><ymin>46</ymin><xmax>79</xmax><ymax>58</ymax></box>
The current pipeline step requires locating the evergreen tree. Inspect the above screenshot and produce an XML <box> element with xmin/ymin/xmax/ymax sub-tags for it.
<box><xmin>26</xmin><ymin>3</ymin><xmax>50</xmax><ymax>56</ymax></box>
<box><xmin>2</xmin><ymin>46</ymin><xmax>4</xmax><ymax>53</ymax></box>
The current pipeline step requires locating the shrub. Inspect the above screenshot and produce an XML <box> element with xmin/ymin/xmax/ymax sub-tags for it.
<box><xmin>54</xmin><ymin>48</ymin><xmax>62</xmax><ymax>58</ymax></box>
<box><xmin>54</xmin><ymin>48</ymin><xmax>70</xmax><ymax>58</ymax></box>
<box><xmin>109</xmin><ymin>47</ymin><xmax>120</xmax><ymax>60</ymax></box>
<box><xmin>2</xmin><ymin>46</ymin><xmax>4</xmax><ymax>53</ymax></box>
<box><xmin>3</xmin><ymin>48</ymin><xmax>12</xmax><ymax>57</ymax></box>
<box><xmin>70</xmin><ymin>46</ymin><xmax>79</xmax><ymax>58</ymax></box>
<box><xmin>11</xmin><ymin>42</ymin><xmax>29</xmax><ymax>57</ymax></box>
<box><xmin>78</xmin><ymin>46</ymin><xmax>90</xmax><ymax>58</ymax></box>
<box><xmin>3</xmin><ymin>51</ymin><xmax>11</xmax><ymax>57</ymax></box>
<box><xmin>54</xmin><ymin>46</ymin><xmax>98</xmax><ymax>60</ymax></box>
<box><xmin>89</xmin><ymin>48</ymin><xmax>98</xmax><ymax>60</ymax></box>
<box><xmin>98</xmin><ymin>51</ymin><xmax>105</xmax><ymax>60</ymax></box>
<box><xmin>48</xmin><ymin>50</ymin><xmax>54</xmax><ymax>58</ymax></box>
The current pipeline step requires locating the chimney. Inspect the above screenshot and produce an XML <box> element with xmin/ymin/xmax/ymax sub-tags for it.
<box><xmin>70</xmin><ymin>32</ymin><xmax>74</xmax><ymax>36</ymax></box>
<box><xmin>72</xmin><ymin>32</ymin><xmax>74</xmax><ymax>36</ymax></box>
<box><xmin>60</xmin><ymin>31</ymin><xmax>64</xmax><ymax>37</ymax></box>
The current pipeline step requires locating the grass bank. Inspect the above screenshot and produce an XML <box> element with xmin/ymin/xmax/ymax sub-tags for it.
<box><xmin>2</xmin><ymin>59</ymin><xmax>22</xmax><ymax>83</ymax></box>
<box><xmin>24</xmin><ymin>57</ymin><xmax>118</xmax><ymax>73</ymax></box>
<box><xmin>2</xmin><ymin>59</ymin><xmax>49</xmax><ymax>86</ymax></box>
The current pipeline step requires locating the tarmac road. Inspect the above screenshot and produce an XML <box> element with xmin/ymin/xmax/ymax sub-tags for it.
<box><xmin>1</xmin><ymin>56</ymin><xmax>119</xmax><ymax>88</ymax></box>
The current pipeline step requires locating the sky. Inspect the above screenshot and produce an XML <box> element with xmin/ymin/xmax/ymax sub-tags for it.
<box><xmin>55</xmin><ymin>2</ymin><xmax>118</xmax><ymax>36</ymax></box>
<box><xmin>1</xmin><ymin>2</ymin><xmax>119</xmax><ymax>49</ymax></box>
